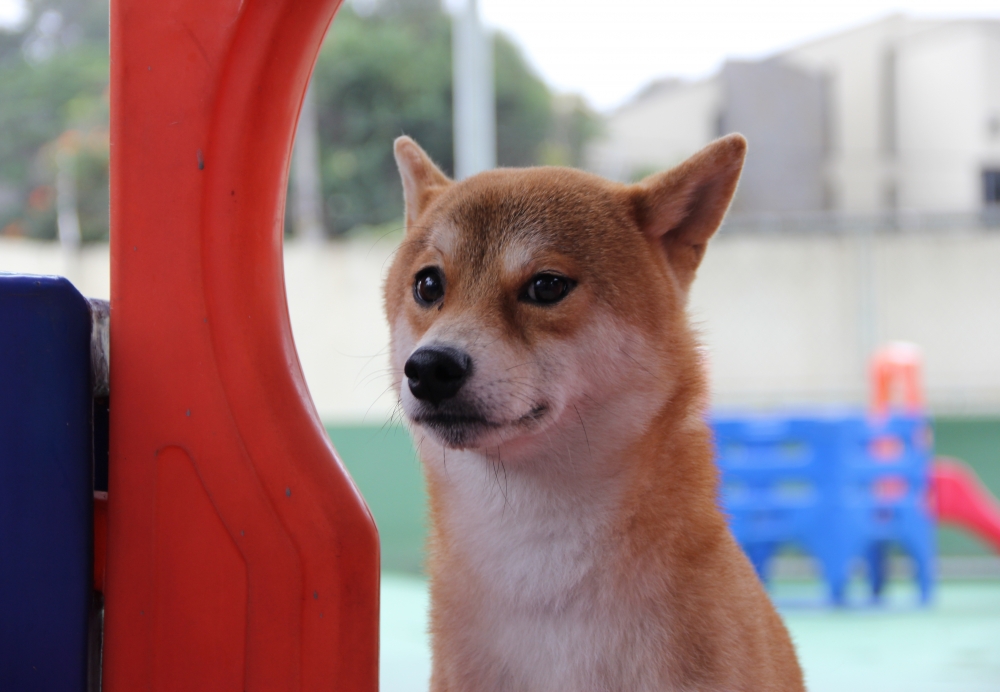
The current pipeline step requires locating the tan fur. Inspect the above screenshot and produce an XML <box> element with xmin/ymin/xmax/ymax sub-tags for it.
<box><xmin>384</xmin><ymin>135</ymin><xmax>805</xmax><ymax>692</ymax></box>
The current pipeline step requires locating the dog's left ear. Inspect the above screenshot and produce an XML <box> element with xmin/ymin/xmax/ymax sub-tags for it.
<box><xmin>630</xmin><ymin>134</ymin><xmax>747</xmax><ymax>294</ymax></box>
<box><xmin>394</xmin><ymin>136</ymin><xmax>452</xmax><ymax>230</ymax></box>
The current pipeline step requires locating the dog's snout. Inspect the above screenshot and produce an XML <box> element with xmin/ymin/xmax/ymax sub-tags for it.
<box><xmin>405</xmin><ymin>346</ymin><xmax>472</xmax><ymax>405</ymax></box>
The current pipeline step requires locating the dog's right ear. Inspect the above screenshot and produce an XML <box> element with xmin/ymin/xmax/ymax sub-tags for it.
<box><xmin>394</xmin><ymin>136</ymin><xmax>451</xmax><ymax>229</ymax></box>
<box><xmin>630</xmin><ymin>134</ymin><xmax>746</xmax><ymax>296</ymax></box>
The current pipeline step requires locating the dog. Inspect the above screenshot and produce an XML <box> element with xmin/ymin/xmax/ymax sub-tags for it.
<box><xmin>383</xmin><ymin>134</ymin><xmax>805</xmax><ymax>692</ymax></box>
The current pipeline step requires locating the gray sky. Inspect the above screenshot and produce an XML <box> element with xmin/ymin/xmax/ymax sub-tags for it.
<box><xmin>3</xmin><ymin>0</ymin><xmax>999</xmax><ymax>110</ymax></box>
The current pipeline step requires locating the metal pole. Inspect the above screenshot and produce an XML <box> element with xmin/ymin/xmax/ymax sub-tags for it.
<box><xmin>292</xmin><ymin>82</ymin><xmax>325</xmax><ymax>241</ymax></box>
<box><xmin>452</xmin><ymin>0</ymin><xmax>496</xmax><ymax>180</ymax></box>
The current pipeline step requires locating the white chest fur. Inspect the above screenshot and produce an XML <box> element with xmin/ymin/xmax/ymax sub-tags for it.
<box><xmin>424</xmin><ymin>442</ymin><xmax>666</xmax><ymax>692</ymax></box>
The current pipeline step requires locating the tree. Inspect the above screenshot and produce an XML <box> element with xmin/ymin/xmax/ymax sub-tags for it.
<box><xmin>0</xmin><ymin>0</ymin><xmax>110</xmax><ymax>240</ymax></box>
<box><xmin>309</xmin><ymin>0</ymin><xmax>599</xmax><ymax>234</ymax></box>
<box><xmin>310</xmin><ymin>4</ymin><xmax>456</xmax><ymax>234</ymax></box>
<box><xmin>0</xmin><ymin>0</ymin><xmax>601</xmax><ymax>239</ymax></box>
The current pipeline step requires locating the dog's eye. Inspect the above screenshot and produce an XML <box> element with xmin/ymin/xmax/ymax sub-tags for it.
<box><xmin>523</xmin><ymin>273</ymin><xmax>574</xmax><ymax>305</ymax></box>
<box><xmin>414</xmin><ymin>267</ymin><xmax>445</xmax><ymax>306</ymax></box>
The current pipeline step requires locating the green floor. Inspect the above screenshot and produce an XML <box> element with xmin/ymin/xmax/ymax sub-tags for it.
<box><xmin>379</xmin><ymin>575</ymin><xmax>1000</xmax><ymax>692</ymax></box>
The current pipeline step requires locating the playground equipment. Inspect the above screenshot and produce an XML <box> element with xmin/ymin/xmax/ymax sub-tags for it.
<box><xmin>715</xmin><ymin>412</ymin><xmax>935</xmax><ymax>604</ymax></box>
<box><xmin>0</xmin><ymin>277</ymin><xmax>95</xmax><ymax>689</ymax></box>
<box><xmin>1</xmin><ymin>0</ymin><xmax>379</xmax><ymax>690</ymax></box>
<box><xmin>871</xmin><ymin>343</ymin><xmax>1000</xmax><ymax>555</ymax></box>
<box><xmin>715</xmin><ymin>342</ymin><xmax>1000</xmax><ymax>604</ymax></box>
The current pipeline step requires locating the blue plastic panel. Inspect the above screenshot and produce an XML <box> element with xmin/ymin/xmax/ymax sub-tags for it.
<box><xmin>0</xmin><ymin>274</ymin><xmax>92</xmax><ymax>690</ymax></box>
<box><xmin>712</xmin><ymin>411</ymin><xmax>935</xmax><ymax>604</ymax></box>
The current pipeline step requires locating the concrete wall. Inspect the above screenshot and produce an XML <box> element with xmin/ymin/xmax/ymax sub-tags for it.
<box><xmin>692</xmin><ymin>227</ymin><xmax>1000</xmax><ymax>413</ymax></box>
<box><xmin>3</xmin><ymin>229</ymin><xmax>1000</xmax><ymax>420</ymax></box>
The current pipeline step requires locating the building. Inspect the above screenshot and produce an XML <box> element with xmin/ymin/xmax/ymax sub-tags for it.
<box><xmin>589</xmin><ymin>15</ymin><xmax>1000</xmax><ymax>220</ymax></box>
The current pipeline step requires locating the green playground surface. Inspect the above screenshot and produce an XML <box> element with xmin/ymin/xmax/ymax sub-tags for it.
<box><xmin>378</xmin><ymin>574</ymin><xmax>1000</xmax><ymax>692</ymax></box>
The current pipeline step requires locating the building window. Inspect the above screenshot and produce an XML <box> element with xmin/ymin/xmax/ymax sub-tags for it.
<box><xmin>985</xmin><ymin>169</ymin><xmax>1000</xmax><ymax>206</ymax></box>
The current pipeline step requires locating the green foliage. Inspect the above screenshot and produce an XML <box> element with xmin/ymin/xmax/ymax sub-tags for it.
<box><xmin>0</xmin><ymin>0</ymin><xmax>601</xmax><ymax>239</ymax></box>
<box><xmin>494</xmin><ymin>33</ymin><xmax>552</xmax><ymax>168</ymax></box>
<box><xmin>312</xmin><ymin>5</ymin><xmax>455</xmax><ymax>234</ymax></box>
<box><xmin>0</xmin><ymin>46</ymin><xmax>108</xmax><ymax>183</ymax></box>
<box><xmin>309</xmin><ymin>1</ymin><xmax>599</xmax><ymax>234</ymax></box>
<box><xmin>0</xmin><ymin>0</ymin><xmax>110</xmax><ymax>239</ymax></box>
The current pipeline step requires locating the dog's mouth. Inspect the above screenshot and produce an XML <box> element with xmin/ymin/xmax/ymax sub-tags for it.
<box><xmin>411</xmin><ymin>403</ymin><xmax>549</xmax><ymax>448</ymax></box>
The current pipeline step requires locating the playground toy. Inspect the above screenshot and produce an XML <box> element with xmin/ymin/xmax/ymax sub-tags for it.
<box><xmin>0</xmin><ymin>276</ymin><xmax>95</xmax><ymax>689</ymax></box>
<box><xmin>715</xmin><ymin>412</ymin><xmax>935</xmax><ymax>604</ymax></box>
<box><xmin>715</xmin><ymin>341</ymin><xmax>1000</xmax><ymax>604</ymax></box>
<box><xmin>105</xmin><ymin>0</ymin><xmax>379</xmax><ymax>689</ymax></box>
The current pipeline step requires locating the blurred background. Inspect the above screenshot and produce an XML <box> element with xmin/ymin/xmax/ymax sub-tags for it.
<box><xmin>1</xmin><ymin>0</ymin><xmax>1000</xmax><ymax>689</ymax></box>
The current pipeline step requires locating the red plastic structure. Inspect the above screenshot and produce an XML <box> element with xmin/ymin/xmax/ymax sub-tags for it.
<box><xmin>103</xmin><ymin>1</ymin><xmax>380</xmax><ymax>690</ymax></box>
<box><xmin>931</xmin><ymin>458</ymin><xmax>1000</xmax><ymax>554</ymax></box>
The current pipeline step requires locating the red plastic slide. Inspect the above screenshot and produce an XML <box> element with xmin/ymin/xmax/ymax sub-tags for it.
<box><xmin>931</xmin><ymin>458</ymin><xmax>1000</xmax><ymax>554</ymax></box>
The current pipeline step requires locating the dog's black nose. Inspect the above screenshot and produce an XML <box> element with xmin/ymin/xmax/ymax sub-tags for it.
<box><xmin>405</xmin><ymin>346</ymin><xmax>471</xmax><ymax>405</ymax></box>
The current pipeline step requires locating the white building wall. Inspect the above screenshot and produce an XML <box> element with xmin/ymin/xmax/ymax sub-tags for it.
<box><xmin>988</xmin><ymin>29</ymin><xmax>1000</xmax><ymax>148</ymax></box>
<box><xmin>784</xmin><ymin>21</ymin><xmax>889</xmax><ymax>212</ymax></box>
<box><xmin>690</xmin><ymin>232</ymin><xmax>864</xmax><ymax>404</ymax></box>
<box><xmin>896</xmin><ymin>23</ymin><xmax>996</xmax><ymax>211</ymax></box>
<box><xmin>873</xmin><ymin>229</ymin><xmax>1000</xmax><ymax>406</ymax></box>
<box><xmin>692</xmin><ymin>227</ymin><xmax>1000</xmax><ymax>413</ymax></box>
<box><xmin>782</xmin><ymin>16</ymin><xmax>944</xmax><ymax>213</ymax></box>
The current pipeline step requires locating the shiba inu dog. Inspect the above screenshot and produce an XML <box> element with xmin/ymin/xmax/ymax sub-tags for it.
<box><xmin>384</xmin><ymin>134</ymin><xmax>805</xmax><ymax>691</ymax></box>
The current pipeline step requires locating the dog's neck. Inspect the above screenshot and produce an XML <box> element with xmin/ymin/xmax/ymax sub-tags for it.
<box><xmin>416</xmin><ymin>373</ymin><xmax>719</xmax><ymax>607</ymax></box>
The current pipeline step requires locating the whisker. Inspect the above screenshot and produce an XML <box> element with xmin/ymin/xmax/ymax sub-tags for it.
<box><xmin>498</xmin><ymin>446</ymin><xmax>510</xmax><ymax>517</ymax></box>
<box><xmin>574</xmin><ymin>404</ymin><xmax>593</xmax><ymax>466</ymax></box>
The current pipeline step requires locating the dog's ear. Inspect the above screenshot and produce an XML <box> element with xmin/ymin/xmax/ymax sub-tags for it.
<box><xmin>394</xmin><ymin>136</ymin><xmax>451</xmax><ymax>229</ymax></box>
<box><xmin>630</xmin><ymin>134</ymin><xmax>746</xmax><ymax>295</ymax></box>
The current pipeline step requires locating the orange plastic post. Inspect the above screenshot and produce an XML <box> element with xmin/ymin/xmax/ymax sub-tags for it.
<box><xmin>104</xmin><ymin>1</ymin><xmax>380</xmax><ymax>690</ymax></box>
<box><xmin>870</xmin><ymin>341</ymin><xmax>925</xmax><ymax>417</ymax></box>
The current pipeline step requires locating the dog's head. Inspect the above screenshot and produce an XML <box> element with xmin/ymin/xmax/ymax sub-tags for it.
<box><xmin>384</xmin><ymin>135</ymin><xmax>745</xmax><ymax>457</ymax></box>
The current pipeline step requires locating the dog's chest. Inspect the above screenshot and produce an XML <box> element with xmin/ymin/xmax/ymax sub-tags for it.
<box><xmin>435</xmin><ymin>457</ymin><xmax>665</xmax><ymax>691</ymax></box>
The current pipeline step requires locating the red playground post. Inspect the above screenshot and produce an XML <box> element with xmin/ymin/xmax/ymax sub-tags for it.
<box><xmin>103</xmin><ymin>1</ymin><xmax>379</xmax><ymax>690</ymax></box>
<box><xmin>870</xmin><ymin>342</ymin><xmax>925</xmax><ymax>418</ymax></box>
